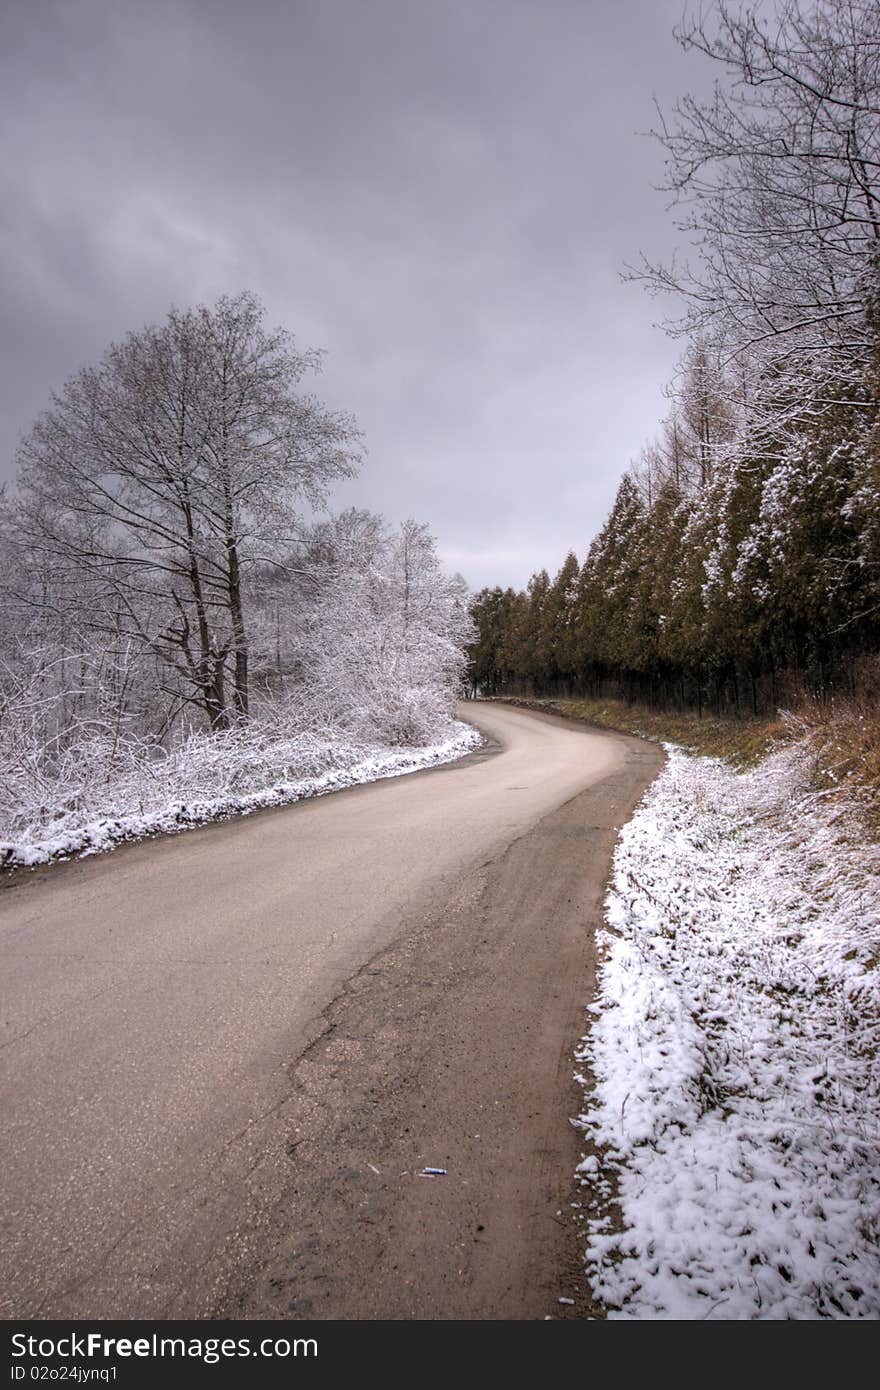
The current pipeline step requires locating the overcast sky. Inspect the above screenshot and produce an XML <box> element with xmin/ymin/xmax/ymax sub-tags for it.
<box><xmin>1</xmin><ymin>0</ymin><xmax>709</xmax><ymax>591</ymax></box>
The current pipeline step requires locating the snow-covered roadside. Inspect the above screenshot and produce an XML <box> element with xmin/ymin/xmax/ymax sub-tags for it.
<box><xmin>577</xmin><ymin>741</ymin><xmax>880</xmax><ymax>1320</ymax></box>
<box><xmin>1</xmin><ymin>720</ymin><xmax>482</xmax><ymax>870</ymax></box>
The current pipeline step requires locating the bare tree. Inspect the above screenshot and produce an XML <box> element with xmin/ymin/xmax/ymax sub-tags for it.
<box><xmin>674</xmin><ymin>339</ymin><xmax>739</xmax><ymax>484</ymax></box>
<box><xmin>632</xmin><ymin>340</ymin><xmax>738</xmax><ymax>502</ymax></box>
<box><xmin>12</xmin><ymin>293</ymin><xmax>364</xmax><ymax>729</ymax></box>
<box><xmin>634</xmin><ymin>0</ymin><xmax>880</xmax><ymax>392</ymax></box>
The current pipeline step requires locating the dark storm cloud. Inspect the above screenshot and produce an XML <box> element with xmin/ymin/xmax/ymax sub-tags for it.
<box><xmin>1</xmin><ymin>0</ymin><xmax>704</xmax><ymax>589</ymax></box>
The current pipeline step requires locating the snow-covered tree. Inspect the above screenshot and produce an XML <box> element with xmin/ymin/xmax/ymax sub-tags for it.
<box><xmin>11</xmin><ymin>292</ymin><xmax>364</xmax><ymax>730</ymax></box>
<box><xmin>295</xmin><ymin>514</ymin><xmax>474</xmax><ymax>745</ymax></box>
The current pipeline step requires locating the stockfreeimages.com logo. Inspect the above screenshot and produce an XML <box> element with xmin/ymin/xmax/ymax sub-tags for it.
<box><xmin>11</xmin><ymin>1332</ymin><xmax>317</xmax><ymax>1367</ymax></box>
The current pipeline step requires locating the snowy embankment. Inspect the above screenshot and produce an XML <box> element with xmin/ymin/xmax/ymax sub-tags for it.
<box><xmin>0</xmin><ymin>720</ymin><xmax>482</xmax><ymax>870</ymax></box>
<box><xmin>578</xmin><ymin>742</ymin><xmax>880</xmax><ymax>1320</ymax></box>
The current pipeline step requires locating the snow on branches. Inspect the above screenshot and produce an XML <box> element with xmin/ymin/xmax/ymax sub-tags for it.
<box><xmin>0</xmin><ymin>300</ymin><xmax>477</xmax><ymax>865</ymax></box>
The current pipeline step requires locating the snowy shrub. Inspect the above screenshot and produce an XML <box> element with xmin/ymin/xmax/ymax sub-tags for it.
<box><xmin>347</xmin><ymin>683</ymin><xmax>452</xmax><ymax>748</ymax></box>
<box><xmin>0</xmin><ymin>702</ymin><xmax>480</xmax><ymax>869</ymax></box>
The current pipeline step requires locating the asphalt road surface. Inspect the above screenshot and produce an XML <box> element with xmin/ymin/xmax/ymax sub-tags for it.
<box><xmin>0</xmin><ymin>702</ymin><xmax>662</xmax><ymax>1320</ymax></box>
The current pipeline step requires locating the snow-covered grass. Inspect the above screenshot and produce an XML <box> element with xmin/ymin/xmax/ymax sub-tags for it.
<box><xmin>577</xmin><ymin>739</ymin><xmax>880</xmax><ymax>1320</ymax></box>
<box><xmin>0</xmin><ymin>717</ymin><xmax>482</xmax><ymax>870</ymax></box>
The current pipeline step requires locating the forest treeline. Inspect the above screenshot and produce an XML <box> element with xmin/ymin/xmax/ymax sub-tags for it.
<box><xmin>468</xmin><ymin>340</ymin><xmax>880</xmax><ymax>713</ymax></box>
<box><xmin>469</xmin><ymin>0</ymin><xmax>880</xmax><ymax>715</ymax></box>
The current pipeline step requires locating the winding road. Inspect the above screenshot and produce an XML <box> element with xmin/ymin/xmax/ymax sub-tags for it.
<box><xmin>0</xmin><ymin>702</ymin><xmax>662</xmax><ymax>1320</ymax></box>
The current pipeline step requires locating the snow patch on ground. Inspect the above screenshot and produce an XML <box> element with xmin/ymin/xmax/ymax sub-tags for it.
<box><xmin>577</xmin><ymin>742</ymin><xmax>880</xmax><ymax>1319</ymax></box>
<box><xmin>1</xmin><ymin>721</ymin><xmax>482</xmax><ymax>870</ymax></box>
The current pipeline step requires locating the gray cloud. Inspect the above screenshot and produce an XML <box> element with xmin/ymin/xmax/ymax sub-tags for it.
<box><xmin>1</xmin><ymin>0</ymin><xmax>706</xmax><ymax>589</ymax></box>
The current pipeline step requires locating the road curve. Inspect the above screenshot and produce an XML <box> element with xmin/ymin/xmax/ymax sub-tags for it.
<box><xmin>0</xmin><ymin>701</ymin><xmax>662</xmax><ymax>1319</ymax></box>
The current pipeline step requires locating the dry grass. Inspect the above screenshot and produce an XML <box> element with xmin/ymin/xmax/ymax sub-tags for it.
<box><xmin>787</xmin><ymin>696</ymin><xmax>880</xmax><ymax>836</ymax></box>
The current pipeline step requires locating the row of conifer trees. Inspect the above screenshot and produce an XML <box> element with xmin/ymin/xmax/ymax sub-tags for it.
<box><xmin>468</xmin><ymin>347</ymin><xmax>880</xmax><ymax>714</ymax></box>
